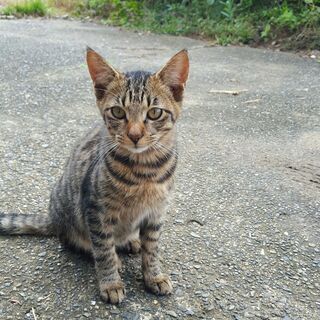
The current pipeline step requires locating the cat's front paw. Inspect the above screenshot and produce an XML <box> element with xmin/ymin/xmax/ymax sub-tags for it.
<box><xmin>144</xmin><ymin>273</ymin><xmax>173</xmax><ymax>295</ymax></box>
<box><xmin>99</xmin><ymin>280</ymin><xmax>125</xmax><ymax>304</ymax></box>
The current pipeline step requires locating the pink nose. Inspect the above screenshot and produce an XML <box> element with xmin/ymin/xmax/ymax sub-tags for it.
<box><xmin>127</xmin><ymin>123</ymin><xmax>144</xmax><ymax>145</ymax></box>
<box><xmin>128</xmin><ymin>132</ymin><xmax>143</xmax><ymax>144</ymax></box>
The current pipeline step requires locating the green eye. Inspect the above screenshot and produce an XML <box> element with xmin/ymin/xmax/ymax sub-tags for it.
<box><xmin>147</xmin><ymin>108</ymin><xmax>163</xmax><ymax>120</ymax></box>
<box><xmin>111</xmin><ymin>107</ymin><xmax>126</xmax><ymax>119</ymax></box>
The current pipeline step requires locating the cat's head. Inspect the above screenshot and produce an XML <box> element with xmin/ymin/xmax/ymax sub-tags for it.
<box><xmin>86</xmin><ymin>48</ymin><xmax>189</xmax><ymax>154</ymax></box>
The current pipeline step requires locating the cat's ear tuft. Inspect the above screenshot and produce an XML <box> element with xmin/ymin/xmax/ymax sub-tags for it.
<box><xmin>86</xmin><ymin>48</ymin><xmax>120</xmax><ymax>100</ymax></box>
<box><xmin>86</xmin><ymin>46</ymin><xmax>94</xmax><ymax>53</ymax></box>
<box><xmin>156</xmin><ymin>49</ymin><xmax>189</xmax><ymax>102</ymax></box>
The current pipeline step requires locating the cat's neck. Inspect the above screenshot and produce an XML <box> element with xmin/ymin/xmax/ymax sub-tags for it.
<box><xmin>100</xmin><ymin>125</ymin><xmax>177</xmax><ymax>166</ymax></box>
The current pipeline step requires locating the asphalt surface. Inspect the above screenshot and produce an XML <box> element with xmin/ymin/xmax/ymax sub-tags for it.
<box><xmin>0</xmin><ymin>19</ymin><xmax>319</xmax><ymax>320</ymax></box>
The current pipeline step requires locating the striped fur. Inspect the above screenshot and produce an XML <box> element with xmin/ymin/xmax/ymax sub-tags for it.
<box><xmin>0</xmin><ymin>212</ymin><xmax>53</xmax><ymax>235</ymax></box>
<box><xmin>0</xmin><ymin>48</ymin><xmax>189</xmax><ymax>304</ymax></box>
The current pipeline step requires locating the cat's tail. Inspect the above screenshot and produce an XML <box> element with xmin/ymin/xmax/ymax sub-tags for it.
<box><xmin>0</xmin><ymin>212</ymin><xmax>55</xmax><ymax>236</ymax></box>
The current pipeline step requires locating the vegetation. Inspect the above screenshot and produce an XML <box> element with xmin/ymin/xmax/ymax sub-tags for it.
<box><xmin>1</xmin><ymin>0</ymin><xmax>319</xmax><ymax>50</ymax></box>
<box><xmin>1</xmin><ymin>0</ymin><xmax>47</xmax><ymax>16</ymax></box>
<box><xmin>86</xmin><ymin>0</ymin><xmax>319</xmax><ymax>49</ymax></box>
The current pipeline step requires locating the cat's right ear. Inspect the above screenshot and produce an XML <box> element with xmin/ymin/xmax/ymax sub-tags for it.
<box><xmin>86</xmin><ymin>47</ymin><xmax>120</xmax><ymax>100</ymax></box>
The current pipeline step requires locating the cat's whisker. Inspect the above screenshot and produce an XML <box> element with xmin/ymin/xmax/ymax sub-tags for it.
<box><xmin>87</xmin><ymin>141</ymin><xmax>119</xmax><ymax>171</ymax></box>
<box><xmin>154</xmin><ymin>142</ymin><xmax>178</xmax><ymax>159</ymax></box>
<box><xmin>151</xmin><ymin>145</ymin><xmax>168</xmax><ymax>160</ymax></box>
<box><xmin>157</xmin><ymin>140</ymin><xmax>192</xmax><ymax>161</ymax></box>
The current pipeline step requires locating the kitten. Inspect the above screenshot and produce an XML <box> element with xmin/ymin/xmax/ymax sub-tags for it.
<box><xmin>0</xmin><ymin>48</ymin><xmax>189</xmax><ymax>304</ymax></box>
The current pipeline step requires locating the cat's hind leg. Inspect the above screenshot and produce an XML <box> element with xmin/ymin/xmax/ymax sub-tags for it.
<box><xmin>116</xmin><ymin>230</ymin><xmax>141</xmax><ymax>254</ymax></box>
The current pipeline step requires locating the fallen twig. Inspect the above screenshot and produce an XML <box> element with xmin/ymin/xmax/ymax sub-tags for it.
<box><xmin>209</xmin><ymin>89</ymin><xmax>248</xmax><ymax>95</ymax></box>
<box><xmin>187</xmin><ymin>219</ymin><xmax>205</xmax><ymax>226</ymax></box>
<box><xmin>9</xmin><ymin>299</ymin><xmax>22</xmax><ymax>305</ymax></box>
<box><xmin>31</xmin><ymin>307</ymin><xmax>37</xmax><ymax>320</ymax></box>
<box><xmin>243</xmin><ymin>98</ymin><xmax>261</xmax><ymax>104</ymax></box>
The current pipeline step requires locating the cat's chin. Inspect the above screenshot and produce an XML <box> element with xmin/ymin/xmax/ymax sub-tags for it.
<box><xmin>126</xmin><ymin>146</ymin><xmax>149</xmax><ymax>154</ymax></box>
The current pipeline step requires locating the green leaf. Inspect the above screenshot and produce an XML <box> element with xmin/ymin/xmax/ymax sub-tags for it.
<box><xmin>261</xmin><ymin>23</ymin><xmax>271</xmax><ymax>39</ymax></box>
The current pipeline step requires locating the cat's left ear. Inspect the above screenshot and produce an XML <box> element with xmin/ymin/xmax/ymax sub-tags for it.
<box><xmin>156</xmin><ymin>49</ymin><xmax>189</xmax><ymax>102</ymax></box>
<box><xmin>86</xmin><ymin>47</ymin><xmax>121</xmax><ymax>100</ymax></box>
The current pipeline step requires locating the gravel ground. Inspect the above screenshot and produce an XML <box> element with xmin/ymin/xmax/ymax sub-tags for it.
<box><xmin>0</xmin><ymin>19</ymin><xmax>319</xmax><ymax>320</ymax></box>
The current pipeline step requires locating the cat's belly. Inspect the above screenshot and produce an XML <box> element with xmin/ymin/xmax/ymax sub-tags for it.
<box><xmin>113</xmin><ymin>225</ymin><xmax>139</xmax><ymax>247</ymax></box>
<box><xmin>112</xmin><ymin>207</ymin><xmax>154</xmax><ymax>246</ymax></box>
<box><xmin>105</xmin><ymin>183</ymin><xmax>169</xmax><ymax>245</ymax></box>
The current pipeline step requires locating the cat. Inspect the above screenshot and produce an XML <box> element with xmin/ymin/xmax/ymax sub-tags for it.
<box><xmin>0</xmin><ymin>47</ymin><xmax>189</xmax><ymax>304</ymax></box>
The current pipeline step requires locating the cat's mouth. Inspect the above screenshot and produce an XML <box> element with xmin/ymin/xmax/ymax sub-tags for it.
<box><xmin>126</xmin><ymin>145</ymin><xmax>150</xmax><ymax>154</ymax></box>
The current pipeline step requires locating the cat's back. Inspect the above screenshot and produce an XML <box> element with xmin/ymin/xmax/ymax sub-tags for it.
<box><xmin>50</xmin><ymin>123</ymin><xmax>105</xmax><ymax>208</ymax></box>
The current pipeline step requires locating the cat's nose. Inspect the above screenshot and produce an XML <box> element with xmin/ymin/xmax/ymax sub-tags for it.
<box><xmin>127</xmin><ymin>123</ymin><xmax>144</xmax><ymax>145</ymax></box>
<box><xmin>128</xmin><ymin>132</ymin><xmax>144</xmax><ymax>144</ymax></box>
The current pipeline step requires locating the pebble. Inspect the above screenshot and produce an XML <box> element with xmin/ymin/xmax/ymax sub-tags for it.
<box><xmin>205</xmin><ymin>305</ymin><xmax>215</xmax><ymax>311</ymax></box>
<box><xmin>185</xmin><ymin>308</ymin><xmax>195</xmax><ymax>315</ymax></box>
<box><xmin>122</xmin><ymin>312</ymin><xmax>140</xmax><ymax>320</ymax></box>
<box><xmin>166</xmin><ymin>310</ymin><xmax>178</xmax><ymax>318</ymax></box>
<box><xmin>110</xmin><ymin>309</ymin><xmax>120</xmax><ymax>315</ymax></box>
<box><xmin>244</xmin><ymin>311</ymin><xmax>254</xmax><ymax>318</ymax></box>
<box><xmin>190</xmin><ymin>232</ymin><xmax>200</xmax><ymax>238</ymax></box>
<box><xmin>38</xmin><ymin>252</ymin><xmax>46</xmax><ymax>257</ymax></box>
<box><xmin>175</xmin><ymin>288</ymin><xmax>183</xmax><ymax>296</ymax></box>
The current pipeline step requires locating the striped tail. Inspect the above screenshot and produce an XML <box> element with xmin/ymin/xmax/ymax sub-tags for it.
<box><xmin>0</xmin><ymin>212</ymin><xmax>55</xmax><ymax>236</ymax></box>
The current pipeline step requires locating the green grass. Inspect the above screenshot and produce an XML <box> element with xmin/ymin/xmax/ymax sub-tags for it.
<box><xmin>85</xmin><ymin>0</ymin><xmax>320</xmax><ymax>50</ymax></box>
<box><xmin>1</xmin><ymin>0</ymin><xmax>319</xmax><ymax>50</ymax></box>
<box><xmin>2</xmin><ymin>0</ymin><xmax>47</xmax><ymax>16</ymax></box>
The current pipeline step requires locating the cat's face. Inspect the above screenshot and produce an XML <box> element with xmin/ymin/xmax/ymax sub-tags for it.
<box><xmin>86</xmin><ymin>49</ymin><xmax>189</xmax><ymax>154</ymax></box>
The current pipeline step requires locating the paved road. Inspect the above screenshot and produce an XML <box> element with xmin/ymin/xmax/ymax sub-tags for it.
<box><xmin>0</xmin><ymin>19</ymin><xmax>319</xmax><ymax>320</ymax></box>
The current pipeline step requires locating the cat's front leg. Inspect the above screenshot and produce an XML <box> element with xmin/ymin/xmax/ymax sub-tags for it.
<box><xmin>87</xmin><ymin>213</ymin><xmax>125</xmax><ymax>304</ymax></box>
<box><xmin>140</xmin><ymin>219</ymin><xmax>173</xmax><ymax>295</ymax></box>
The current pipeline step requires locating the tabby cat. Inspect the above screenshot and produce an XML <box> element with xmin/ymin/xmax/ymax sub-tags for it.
<box><xmin>0</xmin><ymin>48</ymin><xmax>189</xmax><ymax>304</ymax></box>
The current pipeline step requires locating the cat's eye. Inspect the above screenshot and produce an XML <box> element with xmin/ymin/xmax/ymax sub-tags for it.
<box><xmin>147</xmin><ymin>108</ymin><xmax>163</xmax><ymax>120</ymax></box>
<box><xmin>111</xmin><ymin>107</ymin><xmax>126</xmax><ymax>119</ymax></box>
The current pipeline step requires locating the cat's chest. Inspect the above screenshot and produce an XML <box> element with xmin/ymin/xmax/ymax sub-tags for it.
<box><xmin>112</xmin><ymin>183</ymin><xmax>170</xmax><ymax>244</ymax></box>
<box><xmin>121</xmin><ymin>182</ymin><xmax>170</xmax><ymax>214</ymax></box>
